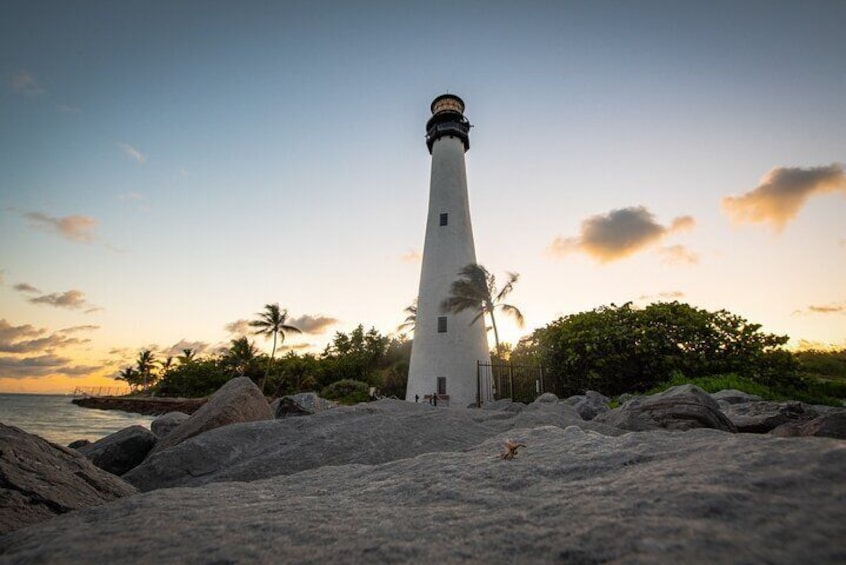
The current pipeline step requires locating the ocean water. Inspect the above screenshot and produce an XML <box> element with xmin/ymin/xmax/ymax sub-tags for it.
<box><xmin>0</xmin><ymin>393</ymin><xmax>156</xmax><ymax>446</ymax></box>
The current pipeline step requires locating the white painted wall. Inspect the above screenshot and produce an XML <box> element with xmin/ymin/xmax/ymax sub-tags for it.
<box><xmin>406</xmin><ymin>134</ymin><xmax>492</xmax><ymax>407</ymax></box>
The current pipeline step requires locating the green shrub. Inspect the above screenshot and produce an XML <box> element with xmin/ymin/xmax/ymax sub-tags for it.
<box><xmin>320</xmin><ymin>379</ymin><xmax>371</xmax><ymax>405</ymax></box>
<box><xmin>642</xmin><ymin>372</ymin><xmax>843</xmax><ymax>406</ymax></box>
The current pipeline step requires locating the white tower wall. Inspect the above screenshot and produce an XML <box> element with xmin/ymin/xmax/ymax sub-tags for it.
<box><xmin>406</xmin><ymin>96</ymin><xmax>492</xmax><ymax>407</ymax></box>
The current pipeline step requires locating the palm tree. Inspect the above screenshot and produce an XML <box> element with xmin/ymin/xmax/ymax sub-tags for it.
<box><xmin>250</xmin><ymin>303</ymin><xmax>302</xmax><ymax>393</ymax></box>
<box><xmin>115</xmin><ymin>366</ymin><xmax>139</xmax><ymax>392</ymax></box>
<box><xmin>135</xmin><ymin>349</ymin><xmax>158</xmax><ymax>393</ymax></box>
<box><xmin>441</xmin><ymin>263</ymin><xmax>524</xmax><ymax>354</ymax></box>
<box><xmin>177</xmin><ymin>348</ymin><xmax>197</xmax><ymax>365</ymax></box>
<box><xmin>397</xmin><ymin>299</ymin><xmax>417</xmax><ymax>334</ymax></box>
<box><xmin>224</xmin><ymin>336</ymin><xmax>259</xmax><ymax>377</ymax></box>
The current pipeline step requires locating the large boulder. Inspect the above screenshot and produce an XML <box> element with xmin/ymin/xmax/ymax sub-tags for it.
<box><xmin>273</xmin><ymin>392</ymin><xmax>335</xmax><ymax>418</ymax></box>
<box><xmin>77</xmin><ymin>425</ymin><xmax>157</xmax><ymax>475</ymax></box>
<box><xmin>594</xmin><ymin>384</ymin><xmax>736</xmax><ymax>432</ymax></box>
<box><xmin>770</xmin><ymin>411</ymin><xmax>846</xmax><ymax>439</ymax></box>
<box><xmin>3</xmin><ymin>427</ymin><xmax>844</xmax><ymax>563</ymax></box>
<box><xmin>151</xmin><ymin>377</ymin><xmax>272</xmax><ymax>454</ymax></box>
<box><xmin>123</xmin><ymin>399</ymin><xmax>620</xmax><ymax>492</ymax></box>
<box><xmin>0</xmin><ymin>424</ymin><xmax>137</xmax><ymax>535</ymax></box>
<box><xmin>565</xmin><ymin>390</ymin><xmax>610</xmax><ymax>420</ymax></box>
<box><xmin>722</xmin><ymin>401</ymin><xmax>817</xmax><ymax>433</ymax></box>
<box><xmin>150</xmin><ymin>411</ymin><xmax>189</xmax><ymax>438</ymax></box>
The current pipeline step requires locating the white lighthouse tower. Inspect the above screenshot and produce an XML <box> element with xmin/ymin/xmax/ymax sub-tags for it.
<box><xmin>405</xmin><ymin>94</ymin><xmax>492</xmax><ymax>408</ymax></box>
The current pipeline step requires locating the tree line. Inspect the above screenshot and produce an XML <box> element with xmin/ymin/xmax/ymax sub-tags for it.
<box><xmin>116</xmin><ymin>264</ymin><xmax>845</xmax><ymax>405</ymax></box>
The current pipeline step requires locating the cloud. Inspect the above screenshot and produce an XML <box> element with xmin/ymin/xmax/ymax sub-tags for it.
<box><xmin>280</xmin><ymin>343</ymin><xmax>312</xmax><ymax>352</ymax></box>
<box><xmin>119</xmin><ymin>192</ymin><xmax>145</xmax><ymax>201</ymax></box>
<box><xmin>0</xmin><ymin>319</ymin><xmax>90</xmax><ymax>355</ymax></box>
<box><xmin>0</xmin><ymin>354</ymin><xmax>99</xmax><ymax>379</ymax></box>
<box><xmin>287</xmin><ymin>314</ymin><xmax>338</xmax><ymax>334</ymax></box>
<box><xmin>119</xmin><ymin>142</ymin><xmax>147</xmax><ymax>164</ymax></box>
<box><xmin>59</xmin><ymin>325</ymin><xmax>100</xmax><ymax>334</ymax></box>
<box><xmin>158</xmin><ymin>339</ymin><xmax>211</xmax><ymax>358</ymax></box>
<box><xmin>722</xmin><ymin>164</ymin><xmax>846</xmax><ymax>231</ymax></box>
<box><xmin>10</xmin><ymin>70</ymin><xmax>44</xmax><ymax>96</ymax></box>
<box><xmin>29</xmin><ymin>289</ymin><xmax>96</xmax><ymax>311</ymax></box>
<box><xmin>401</xmin><ymin>249</ymin><xmax>421</xmax><ymax>262</ymax></box>
<box><xmin>792</xmin><ymin>302</ymin><xmax>846</xmax><ymax>316</ymax></box>
<box><xmin>638</xmin><ymin>291</ymin><xmax>686</xmax><ymax>301</ymax></box>
<box><xmin>549</xmin><ymin>206</ymin><xmax>695</xmax><ymax>263</ymax></box>
<box><xmin>224</xmin><ymin>319</ymin><xmax>252</xmax><ymax>336</ymax></box>
<box><xmin>13</xmin><ymin>283</ymin><xmax>41</xmax><ymax>294</ymax></box>
<box><xmin>658</xmin><ymin>245</ymin><xmax>700</xmax><ymax>266</ymax></box>
<box><xmin>24</xmin><ymin>211</ymin><xmax>98</xmax><ymax>243</ymax></box>
<box><xmin>808</xmin><ymin>304</ymin><xmax>845</xmax><ymax>314</ymax></box>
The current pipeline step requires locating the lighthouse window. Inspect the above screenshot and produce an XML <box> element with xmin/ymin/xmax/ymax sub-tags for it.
<box><xmin>437</xmin><ymin>316</ymin><xmax>447</xmax><ymax>333</ymax></box>
<box><xmin>439</xmin><ymin>213</ymin><xmax>448</xmax><ymax>226</ymax></box>
<box><xmin>437</xmin><ymin>377</ymin><xmax>447</xmax><ymax>395</ymax></box>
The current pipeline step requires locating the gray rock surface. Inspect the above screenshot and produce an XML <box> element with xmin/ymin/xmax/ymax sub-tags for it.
<box><xmin>770</xmin><ymin>411</ymin><xmax>846</xmax><ymax>439</ymax></box>
<box><xmin>0</xmin><ymin>424</ymin><xmax>137</xmax><ymax>535</ymax></box>
<box><xmin>532</xmin><ymin>392</ymin><xmax>559</xmax><ymax>404</ymax></box>
<box><xmin>77</xmin><ymin>425</ymin><xmax>157</xmax><ymax>476</ymax></box>
<box><xmin>67</xmin><ymin>439</ymin><xmax>90</xmax><ymax>449</ymax></box>
<box><xmin>594</xmin><ymin>384</ymin><xmax>736</xmax><ymax>432</ymax></box>
<box><xmin>722</xmin><ymin>400</ymin><xmax>817</xmax><ymax>433</ymax></box>
<box><xmin>150</xmin><ymin>411</ymin><xmax>189</xmax><ymax>438</ymax></box>
<box><xmin>151</xmin><ymin>377</ymin><xmax>272</xmax><ymax>454</ymax></box>
<box><xmin>3</xmin><ymin>426</ymin><xmax>843</xmax><ymax>563</ymax></box>
<box><xmin>123</xmin><ymin>399</ymin><xmax>620</xmax><ymax>492</ymax></box>
<box><xmin>565</xmin><ymin>390</ymin><xmax>610</xmax><ymax>420</ymax></box>
<box><xmin>273</xmin><ymin>392</ymin><xmax>335</xmax><ymax>418</ymax></box>
<box><xmin>711</xmin><ymin>388</ymin><xmax>763</xmax><ymax>405</ymax></box>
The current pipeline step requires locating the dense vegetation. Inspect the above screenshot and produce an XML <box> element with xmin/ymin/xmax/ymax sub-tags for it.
<box><xmin>116</xmin><ymin>300</ymin><xmax>845</xmax><ymax>406</ymax></box>
<box><xmin>118</xmin><ymin>325</ymin><xmax>411</xmax><ymax>400</ymax></box>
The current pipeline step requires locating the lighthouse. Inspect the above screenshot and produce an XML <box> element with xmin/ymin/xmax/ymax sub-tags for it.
<box><xmin>405</xmin><ymin>94</ymin><xmax>492</xmax><ymax>408</ymax></box>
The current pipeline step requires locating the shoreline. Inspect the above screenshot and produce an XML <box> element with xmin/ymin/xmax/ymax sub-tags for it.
<box><xmin>72</xmin><ymin>396</ymin><xmax>207</xmax><ymax>416</ymax></box>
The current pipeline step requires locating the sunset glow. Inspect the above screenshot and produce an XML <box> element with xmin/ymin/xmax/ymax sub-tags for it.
<box><xmin>1</xmin><ymin>1</ymin><xmax>844</xmax><ymax>393</ymax></box>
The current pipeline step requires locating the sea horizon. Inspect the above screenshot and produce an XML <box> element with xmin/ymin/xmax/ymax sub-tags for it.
<box><xmin>0</xmin><ymin>392</ymin><xmax>155</xmax><ymax>446</ymax></box>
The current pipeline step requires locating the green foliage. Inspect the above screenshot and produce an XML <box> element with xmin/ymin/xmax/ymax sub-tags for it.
<box><xmin>796</xmin><ymin>349</ymin><xmax>846</xmax><ymax>380</ymax></box>
<box><xmin>155</xmin><ymin>358</ymin><xmax>232</xmax><ymax>397</ymax></box>
<box><xmin>642</xmin><ymin>372</ymin><xmax>843</xmax><ymax>407</ymax></box>
<box><xmin>320</xmin><ymin>379</ymin><xmax>371</xmax><ymax>405</ymax></box>
<box><xmin>320</xmin><ymin>325</ymin><xmax>390</xmax><ymax>386</ymax></box>
<box><xmin>533</xmin><ymin>302</ymin><xmax>800</xmax><ymax>397</ymax></box>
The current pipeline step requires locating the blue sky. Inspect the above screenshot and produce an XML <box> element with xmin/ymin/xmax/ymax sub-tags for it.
<box><xmin>1</xmin><ymin>1</ymin><xmax>845</xmax><ymax>392</ymax></box>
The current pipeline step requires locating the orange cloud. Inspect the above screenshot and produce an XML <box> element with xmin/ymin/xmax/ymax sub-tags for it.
<box><xmin>722</xmin><ymin>163</ymin><xmax>846</xmax><ymax>231</ymax></box>
<box><xmin>24</xmin><ymin>211</ymin><xmax>98</xmax><ymax>242</ymax></box>
<box><xmin>549</xmin><ymin>206</ymin><xmax>696</xmax><ymax>263</ymax></box>
<box><xmin>659</xmin><ymin>245</ymin><xmax>700</xmax><ymax>266</ymax></box>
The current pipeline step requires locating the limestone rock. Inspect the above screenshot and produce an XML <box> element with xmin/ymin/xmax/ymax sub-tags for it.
<box><xmin>565</xmin><ymin>390</ymin><xmax>610</xmax><ymax>420</ymax></box>
<box><xmin>77</xmin><ymin>425</ymin><xmax>157</xmax><ymax>475</ymax></box>
<box><xmin>151</xmin><ymin>377</ymin><xmax>272</xmax><ymax>454</ymax></box>
<box><xmin>0</xmin><ymin>424</ymin><xmax>137</xmax><ymax>535</ymax></box>
<box><xmin>532</xmin><ymin>392</ymin><xmax>559</xmax><ymax>404</ymax></box>
<box><xmin>150</xmin><ymin>411</ymin><xmax>189</xmax><ymax>438</ymax></box>
<box><xmin>711</xmin><ymin>389</ymin><xmax>763</xmax><ymax>405</ymax></box>
<box><xmin>722</xmin><ymin>401</ymin><xmax>817</xmax><ymax>433</ymax></box>
<box><xmin>122</xmin><ymin>399</ymin><xmax>618</xmax><ymax>492</ymax></box>
<box><xmin>3</xmin><ymin>427</ymin><xmax>843</xmax><ymax>563</ymax></box>
<box><xmin>770</xmin><ymin>411</ymin><xmax>846</xmax><ymax>439</ymax></box>
<box><xmin>594</xmin><ymin>384</ymin><xmax>736</xmax><ymax>432</ymax></box>
<box><xmin>274</xmin><ymin>392</ymin><xmax>335</xmax><ymax>418</ymax></box>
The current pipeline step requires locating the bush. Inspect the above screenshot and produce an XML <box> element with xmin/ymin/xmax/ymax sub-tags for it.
<box><xmin>534</xmin><ymin>301</ymin><xmax>801</xmax><ymax>397</ymax></box>
<box><xmin>320</xmin><ymin>379</ymin><xmax>371</xmax><ymax>405</ymax></box>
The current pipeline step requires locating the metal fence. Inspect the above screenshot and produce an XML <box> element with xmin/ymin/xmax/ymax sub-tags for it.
<box><xmin>72</xmin><ymin>386</ymin><xmax>130</xmax><ymax>397</ymax></box>
<box><xmin>476</xmin><ymin>362</ymin><xmax>555</xmax><ymax>405</ymax></box>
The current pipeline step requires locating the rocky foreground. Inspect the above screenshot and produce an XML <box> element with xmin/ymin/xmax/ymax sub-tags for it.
<box><xmin>2</xmin><ymin>379</ymin><xmax>845</xmax><ymax>563</ymax></box>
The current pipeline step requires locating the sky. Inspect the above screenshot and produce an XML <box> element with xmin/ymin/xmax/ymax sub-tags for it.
<box><xmin>1</xmin><ymin>0</ymin><xmax>845</xmax><ymax>393</ymax></box>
